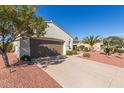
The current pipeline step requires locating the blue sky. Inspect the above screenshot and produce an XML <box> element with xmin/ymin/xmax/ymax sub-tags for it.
<box><xmin>36</xmin><ymin>5</ymin><xmax>124</xmax><ymax>39</ymax></box>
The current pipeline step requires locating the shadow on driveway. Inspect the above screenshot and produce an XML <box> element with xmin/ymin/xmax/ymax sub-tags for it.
<box><xmin>32</xmin><ymin>55</ymin><xmax>67</xmax><ymax>68</ymax></box>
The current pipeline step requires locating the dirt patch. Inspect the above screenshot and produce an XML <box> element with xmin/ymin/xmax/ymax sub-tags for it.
<box><xmin>79</xmin><ymin>52</ymin><xmax>124</xmax><ymax>68</ymax></box>
<box><xmin>0</xmin><ymin>53</ymin><xmax>62</xmax><ymax>88</ymax></box>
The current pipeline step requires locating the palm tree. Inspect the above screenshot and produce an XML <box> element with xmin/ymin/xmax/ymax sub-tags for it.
<box><xmin>83</xmin><ymin>35</ymin><xmax>101</xmax><ymax>52</ymax></box>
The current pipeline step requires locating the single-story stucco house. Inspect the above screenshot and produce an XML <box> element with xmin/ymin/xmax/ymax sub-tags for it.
<box><xmin>13</xmin><ymin>20</ymin><xmax>73</xmax><ymax>58</ymax></box>
<box><xmin>73</xmin><ymin>39</ymin><xmax>103</xmax><ymax>51</ymax></box>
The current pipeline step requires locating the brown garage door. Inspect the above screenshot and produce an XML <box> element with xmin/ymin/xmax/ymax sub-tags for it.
<box><xmin>30</xmin><ymin>37</ymin><xmax>64</xmax><ymax>58</ymax></box>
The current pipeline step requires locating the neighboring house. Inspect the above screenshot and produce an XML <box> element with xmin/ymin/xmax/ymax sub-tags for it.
<box><xmin>93</xmin><ymin>42</ymin><xmax>103</xmax><ymax>51</ymax></box>
<box><xmin>73</xmin><ymin>39</ymin><xmax>80</xmax><ymax>50</ymax></box>
<box><xmin>13</xmin><ymin>20</ymin><xmax>73</xmax><ymax>58</ymax></box>
<box><xmin>73</xmin><ymin>40</ymin><xmax>103</xmax><ymax>51</ymax></box>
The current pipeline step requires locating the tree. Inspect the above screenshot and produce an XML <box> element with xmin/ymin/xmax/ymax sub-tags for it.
<box><xmin>103</xmin><ymin>36</ymin><xmax>124</xmax><ymax>47</ymax></box>
<box><xmin>83</xmin><ymin>35</ymin><xmax>101</xmax><ymax>51</ymax></box>
<box><xmin>103</xmin><ymin>36</ymin><xmax>124</xmax><ymax>54</ymax></box>
<box><xmin>0</xmin><ymin>6</ymin><xmax>47</xmax><ymax>67</ymax></box>
<box><xmin>74</xmin><ymin>37</ymin><xmax>78</xmax><ymax>41</ymax></box>
<box><xmin>31</xmin><ymin>16</ymin><xmax>47</xmax><ymax>37</ymax></box>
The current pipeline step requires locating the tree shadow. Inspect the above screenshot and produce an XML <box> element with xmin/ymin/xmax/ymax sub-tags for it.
<box><xmin>11</xmin><ymin>60</ymin><xmax>34</xmax><ymax>68</ymax></box>
<box><xmin>115</xmin><ymin>55</ymin><xmax>123</xmax><ymax>59</ymax></box>
<box><xmin>99</xmin><ymin>52</ymin><xmax>106</xmax><ymax>55</ymax></box>
<box><xmin>31</xmin><ymin>46</ymin><xmax>62</xmax><ymax>58</ymax></box>
<box><xmin>10</xmin><ymin>45</ymin><xmax>67</xmax><ymax>69</ymax></box>
<box><xmin>32</xmin><ymin>55</ymin><xmax>67</xmax><ymax>68</ymax></box>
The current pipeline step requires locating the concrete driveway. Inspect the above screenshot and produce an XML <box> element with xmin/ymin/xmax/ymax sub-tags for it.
<box><xmin>37</xmin><ymin>55</ymin><xmax>124</xmax><ymax>88</ymax></box>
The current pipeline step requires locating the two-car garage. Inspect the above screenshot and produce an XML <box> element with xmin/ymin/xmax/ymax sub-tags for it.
<box><xmin>15</xmin><ymin>37</ymin><xmax>64</xmax><ymax>58</ymax></box>
<box><xmin>30</xmin><ymin>37</ymin><xmax>64</xmax><ymax>58</ymax></box>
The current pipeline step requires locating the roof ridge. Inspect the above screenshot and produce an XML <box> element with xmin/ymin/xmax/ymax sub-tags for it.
<box><xmin>46</xmin><ymin>20</ymin><xmax>73</xmax><ymax>39</ymax></box>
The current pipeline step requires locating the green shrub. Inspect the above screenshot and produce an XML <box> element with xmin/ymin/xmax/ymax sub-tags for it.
<box><xmin>66</xmin><ymin>50</ymin><xmax>73</xmax><ymax>55</ymax></box>
<box><xmin>7</xmin><ymin>43</ymin><xmax>13</xmax><ymax>52</ymax></box>
<box><xmin>75</xmin><ymin>46</ymin><xmax>80</xmax><ymax>51</ymax></box>
<box><xmin>0</xmin><ymin>42</ymin><xmax>13</xmax><ymax>52</ymax></box>
<box><xmin>21</xmin><ymin>55</ymin><xmax>31</xmax><ymax>61</ymax></box>
<box><xmin>117</xmin><ymin>49</ymin><xmax>124</xmax><ymax>53</ymax></box>
<box><xmin>104</xmin><ymin>48</ymin><xmax>111</xmax><ymax>55</ymax></box>
<box><xmin>113</xmin><ymin>47</ymin><xmax>118</xmax><ymax>53</ymax></box>
<box><xmin>83</xmin><ymin>52</ymin><xmax>90</xmax><ymax>58</ymax></box>
<box><xmin>84</xmin><ymin>47</ymin><xmax>91</xmax><ymax>52</ymax></box>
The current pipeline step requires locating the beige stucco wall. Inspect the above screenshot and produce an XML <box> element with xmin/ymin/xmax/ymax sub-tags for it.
<box><xmin>45</xmin><ymin>21</ymin><xmax>73</xmax><ymax>55</ymax></box>
<box><xmin>93</xmin><ymin>42</ymin><xmax>102</xmax><ymax>51</ymax></box>
<box><xmin>77</xmin><ymin>43</ymin><xmax>91</xmax><ymax>48</ymax></box>
<box><xmin>13</xmin><ymin>40</ymin><xmax>20</xmax><ymax>58</ymax></box>
<box><xmin>75</xmin><ymin>42</ymin><xmax>102</xmax><ymax>51</ymax></box>
<box><xmin>13</xmin><ymin>37</ymin><xmax>30</xmax><ymax>58</ymax></box>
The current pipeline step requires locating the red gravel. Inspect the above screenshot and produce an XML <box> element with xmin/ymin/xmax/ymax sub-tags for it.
<box><xmin>0</xmin><ymin>53</ymin><xmax>62</xmax><ymax>88</ymax></box>
<box><xmin>81</xmin><ymin>52</ymin><xmax>124</xmax><ymax>68</ymax></box>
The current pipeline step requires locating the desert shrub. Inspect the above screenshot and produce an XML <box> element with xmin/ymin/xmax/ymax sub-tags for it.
<box><xmin>21</xmin><ymin>55</ymin><xmax>31</xmax><ymax>61</ymax></box>
<box><xmin>104</xmin><ymin>48</ymin><xmax>111</xmax><ymax>55</ymax></box>
<box><xmin>83</xmin><ymin>52</ymin><xmax>90</xmax><ymax>58</ymax></box>
<box><xmin>66</xmin><ymin>50</ymin><xmax>73</xmax><ymax>55</ymax></box>
<box><xmin>117</xmin><ymin>49</ymin><xmax>124</xmax><ymax>53</ymax></box>
<box><xmin>113</xmin><ymin>47</ymin><xmax>118</xmax><ymax>53</ymax></box>
<box><xmin>7</xmin><ymin>43</ymin><xmax>13</xmax><ymax>52</ymax></box>
<box><xmin>79</xmin><ymin>45</ymin><xmax>85</xmax><ymax>50</ymax></box>
<box><xmin>84</xmin><ymin>47</ymin><xmax>91</xmax><ymax>52</ymax></box>
<box><xmin>0</xmin><ymin>42</ymin><xmax>13</xmax><ymax>52</ymax></box>
<box><xmin>75</xmin><ymin>46</ymin><xmax>80</xmax><ymax>51</ymax></box>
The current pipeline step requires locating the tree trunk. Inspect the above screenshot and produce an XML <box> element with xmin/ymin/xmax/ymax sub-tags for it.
<box><xmin>91</xmin><ymin>46</ymin><xmax>94</xmax><ymax>52</ymax></box>
<box><xmin>2</xmin><ymin>52</ymin><xmax>10</xmax><ymax>67</ymax></box>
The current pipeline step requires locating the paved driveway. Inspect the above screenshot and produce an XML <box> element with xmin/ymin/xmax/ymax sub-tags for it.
<box><xmin>37</xmin><ymin>55</ymin><xmax>124</xmax><ymax>88</ymax></box>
